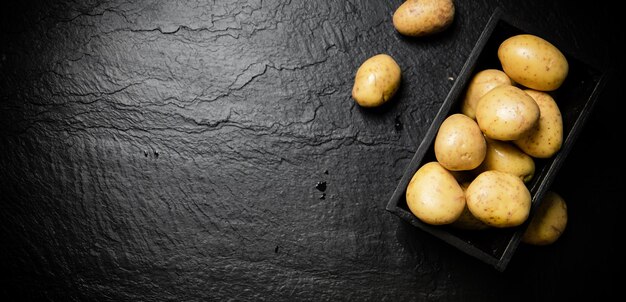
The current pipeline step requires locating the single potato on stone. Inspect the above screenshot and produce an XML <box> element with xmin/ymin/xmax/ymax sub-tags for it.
<box><xmin>522</xmin><ymin>191</ymin><xmax>568</xmax><ymax>245</ymax></box>
<box><xmin>392</xmin><ymin>0</ymin><xmax>455</xmax><ymax>37</ymax></box>
<box><xmin>351</xmin><ymin>54</ymin><xmax>401</xmax><ymax>108</ymax></box>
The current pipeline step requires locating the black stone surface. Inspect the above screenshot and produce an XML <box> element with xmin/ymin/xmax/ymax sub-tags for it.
<box><xmin>1</xmin><ymin>1</ymin><xmax>624</xmax><ymax>301</ymax></box>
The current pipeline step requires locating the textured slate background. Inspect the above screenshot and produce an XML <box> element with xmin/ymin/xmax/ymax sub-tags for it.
<box><xmin>1</xmin><ymin>0</ymin><xmax>624</xmax><ymax>301</ymax></box>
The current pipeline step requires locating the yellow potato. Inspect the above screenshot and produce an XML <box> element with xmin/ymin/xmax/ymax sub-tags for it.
<box><xmin>351</xmin><ymin>54</ymin><xmax>401</xmax><ymax>107</ymax></box>
<box><xmin>461</xmin><ymin>69</ymin><xmax>512</xmax><ymax>120</ymax></box>
<box><xmin>434</xmin><ymin>113</ymin><xmax>486</xmax><ymax>171</ymax></box>
<box><xmin>465</xmin><ymin>170</ymin><xmax>531</xmax><ymax>228</ymax></box>
<box><xmin>450</xmin><ymin>182</ymin><xmax>490</xmax><ymax>230</ymax></box>
<box><xmin>498</xmin><ymin>34</ymin><xmax>569</xmax><ymax>91</ymax></box>
<box><xmin>522</xmin><ymin>191</ymin><xmax>568</xmax><ymax>245</ymax></box>
<box><xmin>475</xmin><ymin>85</ymin><xmax>540</xmax><ymax>141</ymax></box>
<box><xmin>392</xmin><ymin>0</ymin><xmax>455</xmax><ymax>37</ymax></box>
<box><xmin>514</xmin><ymin>89</ymin><xmax>563</xmax><ymax>158</ymax></box>
<box><xmin>406</xmin><ymin>161</ymin><xmax>465</xmax><ymax>225</ymax></box>
<box><xmin>473</xmin><ymin>137</ymin><xmax>535</xmax><ymax>183</ymax></box>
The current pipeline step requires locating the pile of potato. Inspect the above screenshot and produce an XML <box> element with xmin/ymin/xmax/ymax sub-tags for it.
<box><xmin>407</xmin><ymin>34</ymin><xmax>569</xmax><ymax>245</ymax></box>
<box><xmin>350</xmin><ymin>0</ymin><xmax>568</xmax><ymax>245</ymax></box>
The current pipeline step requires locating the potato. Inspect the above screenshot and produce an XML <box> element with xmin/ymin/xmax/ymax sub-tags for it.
<box><xmin>475</xmin><ymin>85</ymin><xmax>540</xmax><ymax>141</ymax></box>
<box><xmin>434</xmin><ymin>113</ymin><xmax>486</xmax><ymax>171</ymax></box>
<box><xmin>498</xmin><ymin>34</ymin><xmax>569</xmax><ymax>91</ymax></box>
<box><xmin>465</xmin><ymin>170</ymin><xmax>531</xmax><ymax>228</ymax></box>
<box><xmin>351</xmin><ymin>54</ymin><xmax>401</xmax><ymax>108</ymax></box>
<box><xmin>522</xmin><ymin>191</ymin><xmax>568</xmax><ymax>245</ymax></box>
<box><xmin>406</xmin><ymin>161</ymin><xmax>465</xmax><ymax>225</ymax></box>
<box><xmin>460</xmin><ymin>69</ymin><xmax>512</xmax><ymax>120</ymax></box>
<box><xmin>392</xmin><ymin>0</ymin><xmax>455</xmax><ymax>37</ymax></box>
<box><xmin>450</xmin><ymin>182</ymin><xmax>490</xmax><ymax>230</ymax></box>
<box><xmin>473</xmin><ymin>137</ymin><xmax>535</xmax><ymax>183</ymax></box>
<box><xmin>514</xmin><ymin>89</ymin><xmax>563</xmax><ymax>158</ymax></box>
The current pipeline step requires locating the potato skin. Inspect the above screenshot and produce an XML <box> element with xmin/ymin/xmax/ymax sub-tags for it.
<box><xmin>406</xmin><ymin>162</ymin><xmax>465</xmax><ymax>225</ymax></box>
<box><xmin>351</xmin><ymin>54</ymin><xmax>401</xmax><ymax>108</ymax></box>
<box><xmin>461</xmin><ymin>69</ymin><xmax>512</xmax><ymax>120</ymax></box>
<box><xmin>434</xmin><ymin>113</ymin><xmax>486</xmax><ymax>171</ymax></box>
<box><xmin>473</xmin><ymin>137</ymin><xmax>535</xmax><ymax>183</ymax></box>
<box><xmin>475</xmin><ymin>85</ymin><xmax>540</xmax><ymax>141</ymax></box>
<box><xmin>465</xmin><ymin>170</ymin><xmax>531</xmax><ymax>228</ymax></box>
<box><xmin>514</xmin><ymin>89</ymin><xmax>563</xmax><ymax>158</ymax></box>
<box><xmin>522</xmin><ymin>191</ymin><xmax>568</xmax><ymax>245</ymax></box>
<box><xmin>392</xmin><ymin>0</ymin><xmax>455</xmax><ymax>37</ymax></box>
<box><xmin>450</xmin><ymin>182</ymin><xmax>490</xmax><ymax>230</ymax></box>
<box><xmin>498</xmin><ymin>34</ymin><xmax>569</xmax><ymax>91</ymax></box>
